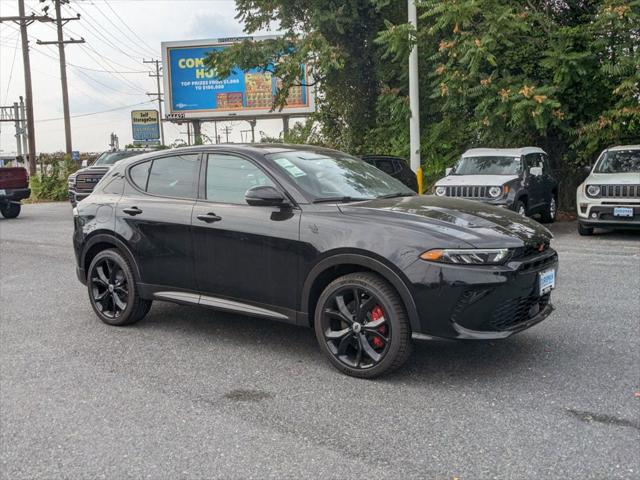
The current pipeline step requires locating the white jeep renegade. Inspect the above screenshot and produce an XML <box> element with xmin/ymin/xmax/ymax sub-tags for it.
<box><xmin>576</xmin><ymin>145</ymin><xmax>640</xmax><ymax>235</ymax></box>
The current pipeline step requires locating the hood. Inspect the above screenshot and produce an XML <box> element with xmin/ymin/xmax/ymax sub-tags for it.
<box><xmin>435</xmin><ymin>174</ymin><xmax>519</xmax><ymax>187</ymax></box>
<box><xmin>338</xmin><ymin>196</ymin><xmax>552</xmax><ymax>248</ymax></box>
<box><xmin>70</xmin><ymin>165</ymin><xmax>111</xmax><ymax>178</ymax></box>
<box><xmin>585</xmin><ymin>172</ymin><xmax>640</xmax><ymax>184</ymax></box>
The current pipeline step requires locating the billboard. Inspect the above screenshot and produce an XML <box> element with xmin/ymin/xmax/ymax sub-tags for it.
<box><xmin>131</xmin><ymin>110</ymin><xmax>160</xmax><ymax>141</ymax></box>
<box><xmin>161</xmin><ymin>36</ymin><xmax>315</xmax><ymax>121</ymax></box>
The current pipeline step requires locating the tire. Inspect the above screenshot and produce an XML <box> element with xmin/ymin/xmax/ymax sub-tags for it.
<box><xmin>314</xmin><ymin>272</ymin><xmax>412</xmax><ymax>378</ymax></box>
<box><xmin>578</xmin><ymin>222</ymin><xmax>594</xmax><ymax>236</ymax></box>
<box><xmin>514</xmin><ymin>199</ymin><xmax>527</xmax><ymax>217</ymax></box>
<box><xmin>0</xmin><ymin>202</ymin><xmax>21</xmax><ymax>219</ymax></box>
<box><xmin>87</xmin><ymin>249</ymin><xmax>152</xmax><ymax>326</ymax></box>
<box><xmin>540</xmin><ymin>195</ymin><xmax>557</xmax><ymax>223</ymax></box>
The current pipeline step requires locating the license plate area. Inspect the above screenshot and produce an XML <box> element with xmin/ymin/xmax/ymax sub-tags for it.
<box><xmin>613</xmin><ymin>207</ymin><xmax>634</xmax><ymax>217</ymax></box>
<box><xmin>539</xmin><ymin>269</ymin><xmax>555</xmax><ymax>296</ymax></box>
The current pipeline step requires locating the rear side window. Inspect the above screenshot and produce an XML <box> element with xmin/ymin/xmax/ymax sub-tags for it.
<box><xmin>129</xmin><ymin>161</ymin><xmax>151</xmax><ymax>190</ymax></box>
<box><xmin>145</xmin><ymin>154</ymin><xmax>199</xmax><ymax>198</ymax></box>
<box><xmin>206</xmin><ymin>154</ymin><xmax>274</xmax><ymax>204</ymax></box>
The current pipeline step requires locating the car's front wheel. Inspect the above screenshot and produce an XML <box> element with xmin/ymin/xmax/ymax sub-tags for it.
<box><xmin>87</xmin><ymin>249</ymin><xmax>152</xmax><ymax>326</ymax></box>
<box><xmin>314</xmin><ymin>272</ymin><xmax>412</xmax><ymax>378</ymax></box>
<box><xmin>0</xmin><ymin>202</ymin><xmax>21</xmax><ymax>219</ymax></box>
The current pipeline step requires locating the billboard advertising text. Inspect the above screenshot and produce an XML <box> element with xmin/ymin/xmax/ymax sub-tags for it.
<box><xmin>131</xmin><ymin>110</ymin><xmax>160</xmax><ymax>141</ymax></box>
<box><xmin>162</xmin><ymin>37</ymin><xmax>315</xmax><ymax>121</ymax></box>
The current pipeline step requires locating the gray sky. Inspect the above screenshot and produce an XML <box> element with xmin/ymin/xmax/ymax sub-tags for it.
<box><xmin>0</xmin><ymin>0</ymin><xmax>285</xmax><ymax>154</ymax></box>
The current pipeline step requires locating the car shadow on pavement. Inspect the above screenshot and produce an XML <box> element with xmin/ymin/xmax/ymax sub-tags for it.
<box><xmin>137</xmin><ymin>301</ymin><xmax>551</xmax><ymax>384</ymax></box>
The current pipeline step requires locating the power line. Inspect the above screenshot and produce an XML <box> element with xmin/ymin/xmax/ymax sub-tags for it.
<box><xmin>3</xmin><ymin>34</ymin><xmax>20</xmax><ymax>104</ymax></box>
<box><xmin>36</xmin><ymin>100</ymin><xmax>154</xmax><ymax>123</ymax></box>
<box><xmin>97</xmin><ymin>0</ymin><xmax>159</xmax><ymax>57</ymax></box>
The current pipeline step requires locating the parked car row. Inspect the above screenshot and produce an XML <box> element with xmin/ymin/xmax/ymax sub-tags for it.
<box><xmin>368</xmin><ymin>145</ymin><xmax>639</xmax><ymax>235</ymax></box>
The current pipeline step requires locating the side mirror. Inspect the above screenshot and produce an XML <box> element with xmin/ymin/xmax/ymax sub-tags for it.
<box><xmin>81</xmin><ymin>159</ymin><xmax>88</xmax><ymax>167</ymax></box>
<box><xmin>583</xmin><ymin>164</ymin><xmax>592</xmax><ymax>174</ymax></box>
<box><xmin>529</xmin><ymin>166</ymin><xmax>543</xmax><ymax>177</ymax></box>
<box><xmin>245</xmin><ymin>185</ymin><xmax>289</xmax><ymax>207</ymax></box>
<box><xmin>445</xmin><ymin>167</ymin><xmax>452</xmax><ymax>176</ymax></box>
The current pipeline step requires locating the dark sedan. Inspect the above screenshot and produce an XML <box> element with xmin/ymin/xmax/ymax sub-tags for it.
<box><xmin>73</xmin><ymin>144</ymin><xmax>558</xmax><ymax>378</ymax></box>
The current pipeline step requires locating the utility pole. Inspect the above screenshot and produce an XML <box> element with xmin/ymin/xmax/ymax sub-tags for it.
<box><xmin>144</xmin><ymin>59</ymin><xmax>165</xmax><ymax>146</ymax></box>
<box><xmin>19</xmin><ymin>97</ymin><xmax>28</xmax><ymax>158</ymax></box>
<box><xmin>408</xmin><ymin>0</ymin><xmax>422</xmax><ymax>193</ymax></box>
<box><xmin>1</xmin><ymin>2</ymin><xmax>55</xmax><ymax>174</ymax></box>
<box><xmin>36</xmin><ymin>1</ymin><xmax>84</xmax><ymax>156</ymax></box>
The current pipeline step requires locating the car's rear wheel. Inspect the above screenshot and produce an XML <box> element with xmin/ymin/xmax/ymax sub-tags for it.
<box><xmin>314</xmin><ymin>272</ymin><xmax>412</xmax><ymax>378</ymax></box>
<box><xmin>87</xmin><ymin>249</ymin><xmax>151</xmax><ymax>326</ymax></box>
<box><xmin>540</xmin><ymin>195</ymin><xmax>557</xmax><ymax>223</ymax></box>
<box><xmin>0</xmin><ymin>202</ymin><xmax>21</xmax><ymax>219</ymax></box>
<box><xmin>578</xmin><ymin>222</ymin><xmax>594</xmax><ymax>236</ymax></box>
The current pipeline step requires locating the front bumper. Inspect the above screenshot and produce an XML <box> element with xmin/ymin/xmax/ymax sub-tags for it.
<box><xmin>403</xmin><ymin>249</ymin><xmax>558</xmax><ymax>340</ymax></box>
<box><xmin>576</xmin><ymin>189</ymin><xmax>640</xmax><ymax>228</ymax></box>
<box><xmin>0</xmin><ymin>187</ymin><xmax>31</xmax><ymax>202</ymax></box>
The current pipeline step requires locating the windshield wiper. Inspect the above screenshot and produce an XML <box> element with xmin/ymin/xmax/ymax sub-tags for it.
<box><xmin>312</xmin><ymin>196</ymin><xmax>372</xmax><ymax>204</ymax></box>
<box><xmin>377</xmin><ymin>192</ymin><xmax>415</xmax><ymax>199</ymax></box>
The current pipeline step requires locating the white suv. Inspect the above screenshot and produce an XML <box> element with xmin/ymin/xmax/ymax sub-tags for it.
<box><xmin>576</xmin><ymin>145</ymin><xmax>640</xmax><ymax>235</ymax></box>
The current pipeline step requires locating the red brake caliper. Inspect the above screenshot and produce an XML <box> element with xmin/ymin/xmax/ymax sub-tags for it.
<box><xmin>370</xmin><ymin>305</ymin><xmax>387</xmax><ymax>349</ymax></box>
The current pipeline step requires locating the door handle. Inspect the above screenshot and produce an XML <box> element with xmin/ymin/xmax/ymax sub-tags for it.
<box><xmin>123</xmin><ymin>206</ymin><xmax>143</xmax><ymax>216</ymax></box>
<box><xmin>197</xmin><ymin>212</ymin><xmax>222</xmax><ymax>223</ymax></box>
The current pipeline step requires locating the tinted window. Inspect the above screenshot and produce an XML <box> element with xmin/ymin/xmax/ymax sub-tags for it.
<box><xmin>206</xmin><ymin>154</ymin><xmax>274</xmax><ymax>204</ymax></box>
<box><xmin>375</xmin><ymin>159</ymin><xmax>397</xmax><ymax>175</ymax></box>
<box><xmin>146</xmin><ymin>154</ymin><xmax>199</xmax><ymax>198</ymax></box>
<box><xmin>129</xmin><ymin>160</ymin><xmax>151</xmax><ymax>190</ymax></box>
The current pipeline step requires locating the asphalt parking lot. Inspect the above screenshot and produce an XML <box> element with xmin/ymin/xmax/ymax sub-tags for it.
<box><xmin>1</xmin><ymin>202</ymin><xmax>639</xmax><ymax>480</ymax></box>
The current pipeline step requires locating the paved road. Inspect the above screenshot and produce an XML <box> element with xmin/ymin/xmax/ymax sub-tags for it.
<box><xmin>1</xmin><ymin>203</ymin><xmax>639</xmax><ymax>480</ymax></box>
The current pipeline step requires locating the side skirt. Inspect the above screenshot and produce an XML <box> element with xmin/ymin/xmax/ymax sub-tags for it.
<box><xmin>144</xmin><ymin>286</ymin><xmax>298</xmax><ymax>326</ymax></box>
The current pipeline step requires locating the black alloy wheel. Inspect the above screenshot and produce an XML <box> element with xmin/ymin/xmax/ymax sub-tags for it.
<box><xmin>87</xmin><ymin>249</ymin><xmax>151</xmax><ymax>326</ymax></box>
<box><xmin>315</xmin><ymin>272</ymin><xmax>412</xmax><ymax>378</ymax></box>
<box><xmin>540</xmin><ymin>195</ymin><xmax>557</xmax><ymax>223</ymax></box>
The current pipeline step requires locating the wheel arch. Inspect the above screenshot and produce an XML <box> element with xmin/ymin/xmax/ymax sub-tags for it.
<box><xmin>301</xmin><ymin>253</ymin><xmax>420</xmax><ymax>333</ymax></box>
<box><xmin>80</xmin><ymin>232</ymin><xmax>141</xmax><ymax>283</ymax></box>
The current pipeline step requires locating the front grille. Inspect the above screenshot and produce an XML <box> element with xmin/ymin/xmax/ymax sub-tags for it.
<box><xmin>75</xmin><ymin>172</ymin><xmax>105</xmax><ymax>192</ymax></box>
<box><xmin>511</xmin><ymin>242</ymin><xmax>551</xmax><ymax>259</ymax></box>
<box><xmin>445</xmin><ymin>185</ymin><xmax>490</xmax><ymax>198</ymax></box>
<box><xmin>590</xmin><ymin>184</ymin><xmax>640</xmax><ymax>199</ymax></box>
<box><xmin>490</xmin><ymin>293</ymin><xmax>551</xmax><ymax>331</ymax></box>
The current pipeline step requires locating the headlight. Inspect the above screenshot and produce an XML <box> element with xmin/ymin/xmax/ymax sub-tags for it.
<box><xmin>68</xmin><ymin>175</ymin><xmax>76</xmax><ymax>186</ymax></box>
<box><xmin>435</xmin><ymin>186</ymin><xmax>447</xmax><ymax>196</ymax></box>
<box><xmin>489</xmin><ymin>186</ymin><xmax>502</xmax><ymax>198</ymax></box>
<box><xmin>420</xmin><ymin>248</ymin><xmax>509</xmax><ymax>265</ymax></box>
<box><xmin>586</xmin><ymin>185</ymin><xmax>600</xmax><ymax>197</ymax></box>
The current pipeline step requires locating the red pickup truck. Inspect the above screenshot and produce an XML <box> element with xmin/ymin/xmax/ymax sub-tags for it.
<box><xmin>0</xmin><ymin>166</ymin><xmax>30</xmax><ymax>218</ymax></box>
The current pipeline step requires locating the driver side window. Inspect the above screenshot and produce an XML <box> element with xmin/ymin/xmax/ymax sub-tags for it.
<box><xmin>206</xmin><ymin>154</ymin><xmax>275</xmax><ymax>204</ymax></box>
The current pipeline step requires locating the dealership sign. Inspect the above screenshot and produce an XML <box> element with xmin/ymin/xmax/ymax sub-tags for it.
<box><xmin>161</xmin><ymin>36</ymin><xmax>315</xmax><ymax>121</ymax></box>
<box><xmin>131</xmin><ymin>110</ymin><xmax>160</xmax><ymax>141</ymax></box>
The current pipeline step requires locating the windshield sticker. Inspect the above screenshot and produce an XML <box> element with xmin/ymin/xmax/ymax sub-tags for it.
<box><xmin>273</xmin><ymin>157</ymin><xmax>307</xmax><ymax>177</ymax></box>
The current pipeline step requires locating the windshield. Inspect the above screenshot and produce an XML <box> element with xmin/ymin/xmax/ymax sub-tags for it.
<box><xmin>266</xmin><ymin>150</ymin><xmax>414</xmax><ymax>201</ymax></box>
<box><xmin>453</xmin><ymin>156</ymin><xmax>521</xmax><ymax>175</ymax></box>
<box><xmin>94</xmin><ymin>151</ymin><xmax>141</xmax><ymax>166</ymax></box>
<box><xmin>594</xmin><ymin>150</ymin><xmax>640</xmax><ymax>173</ymax></box>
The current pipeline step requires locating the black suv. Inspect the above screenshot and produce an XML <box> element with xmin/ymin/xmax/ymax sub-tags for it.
<box><xmin>433</xmin><ymin>147</ymin><xmax>558</xmax><ymax>222</ymax></box>
<box><xmin>73</xmin><ymin>145</ymin><xmax>558</xmax><ymax>378</ymax></box>
<box><xmin>68</xmin><ymin>150</ymin><xmax>145</xmax><ymax>206</ymax></box>
<box><xmin>362</xmin><ymin>155</ymin><xmax>419</xmax><ymax>192</ymax></box>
